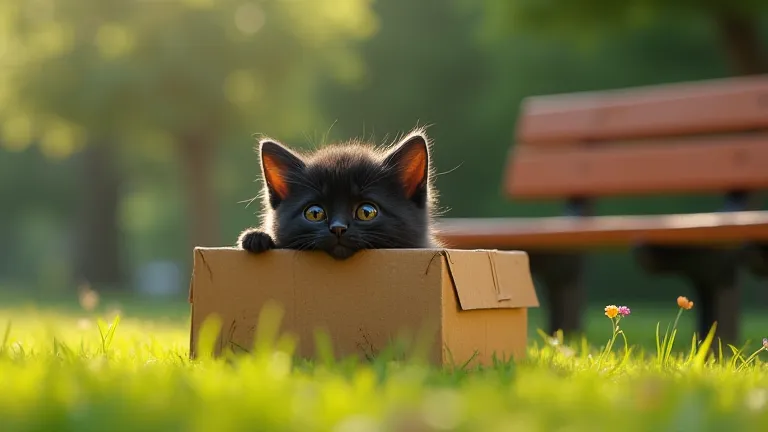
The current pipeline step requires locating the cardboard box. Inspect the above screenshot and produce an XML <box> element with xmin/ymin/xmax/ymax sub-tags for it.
<box><xmin>188</xmin><ymin>247</ymin><xmax>539</xmax><ymax>367</ymax></box>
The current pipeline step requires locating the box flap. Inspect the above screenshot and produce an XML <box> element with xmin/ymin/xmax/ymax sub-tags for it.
<box><xmin>188</xmin><ymin>247</ymin><xmax>208</xmax><ymax>304</ymax></box>
<box><xmin>443</xmin><ymin>249</ymin><xmax>539</xmax><ymax>310</ymax></box>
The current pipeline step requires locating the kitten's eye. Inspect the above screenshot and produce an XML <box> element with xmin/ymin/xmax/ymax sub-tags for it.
<box><xmin>355</xmin><ymin>203</ymin><xmax>379</xmax><ymax>221</ymax></box>
<box><xmin>303</xmin><ymin>205</ymin><xmax>326</xmax><ymax>222</ymax></box>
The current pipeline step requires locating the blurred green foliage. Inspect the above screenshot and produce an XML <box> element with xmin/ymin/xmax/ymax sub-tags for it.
<box><xmin>0</xmin><ymin>0</ymin><xmax>766</xmax><ymax>306</ymax></box>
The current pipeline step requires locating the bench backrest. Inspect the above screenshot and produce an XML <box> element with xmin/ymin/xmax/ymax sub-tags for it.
<box><xmin>504</xmin><ymin>75</ymin><xmax>768</xmax><ymax>199</ymax></box>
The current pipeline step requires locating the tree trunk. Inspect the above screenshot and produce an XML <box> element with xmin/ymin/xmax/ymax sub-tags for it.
<box><xmin>714</xmin><ymin>10</ymin><xmax>768</xmax><ymax>75</ymax></box>
<box><xmin>178</xmin><ymin>133</ymin><xmax>220</xmax><ymax>251</ymax></box>
<box><xmin>74</xmin><ymin>143</ymin><xmax>125</xmax><ymax>292</ymax></box>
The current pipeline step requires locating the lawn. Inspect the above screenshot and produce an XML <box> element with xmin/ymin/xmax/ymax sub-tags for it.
<box><xmin>1</xmin><ymin>293</ymin><xmax>767</xmax><ymax>431</ymax></box>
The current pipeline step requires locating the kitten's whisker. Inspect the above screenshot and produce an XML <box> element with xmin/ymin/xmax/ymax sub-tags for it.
<box><xmin>284</xmin><ymin>177</ymin><xmax>322</xmax><ymax>195</ymax></box>
<box><xmin>358</xmin><ymin>168</ymin><xmax>377</xmax><ymax>191</ymax></box>
<box><xmin>323</xmin><ymin>119</ymin><xmax>338</xmax><ymax>147</ymax></box>
<box><xmin>365</xmin><ymin>229</ymin><xmax>425</xmax><ymax>248</ymax></box>
<box><xmin>283</xmin><ymin>233</ymin><xmax>322</xmax><ymax>251</ymax></box>
<box><xmin>360</xmin><ymin>232</ymin><xmax>403</xmax><ymax>248</ymax></box>
<box><xmin>293</xmin><ymin>241</ymin><xmax>315</xmax><ymax>251</ymax></box>
<box><xmin>238</xmin><ymin>196</ymin><xmax>259</xmax><ymax>210</ymax></box>
<box><xmin>359</xmin><ymin>169</ymin><xmax>390</xmax><ymax>192</ymax></box>
<box><xmin>434</xmin><ymin>162</ymin><xmax>463</xmax><ymax>178</ymax></box>
<box><xmin>283</xmin><ymin>233</ymin><xmax>318</xmax><ymax>242</ymax></box>
<box><xmin>302</xmin><ymin>131</ymin><xmax>316</xmax><ymax>150</ymax></box>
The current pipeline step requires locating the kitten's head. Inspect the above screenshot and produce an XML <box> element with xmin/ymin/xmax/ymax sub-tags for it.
<box><xmin>256</xmin><ymin>129</ymin><xmax>438</xmax><ymax>260</ymax></box>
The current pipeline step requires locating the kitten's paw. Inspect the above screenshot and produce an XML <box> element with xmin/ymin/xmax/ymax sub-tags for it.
<box><xmin>237</xmin><ymin>230</ymin><xmax>276</xmax><ymax>254</ymax></box>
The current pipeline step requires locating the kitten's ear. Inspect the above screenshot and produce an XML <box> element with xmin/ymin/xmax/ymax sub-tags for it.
<box><xmin>384</xmin><ymin>131</ymin><xmax>430</xmax><ymax>199</ymax></box>
<box><xmin>259</xmin><ymin>139</ymin><xmax>305</xmax><ymax>204</ymax></box>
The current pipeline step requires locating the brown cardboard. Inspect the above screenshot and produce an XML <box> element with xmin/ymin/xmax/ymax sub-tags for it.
<box><xmin>188</xmin><ymin>247</ymin><xmax>539</xmax><ymax>367</ymax></box>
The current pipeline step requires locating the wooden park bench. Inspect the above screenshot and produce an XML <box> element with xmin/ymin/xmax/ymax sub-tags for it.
<box><xmin>434</xmin><ymin>75</ymin><xmax>768</xmax><ymax>344</ymax></box>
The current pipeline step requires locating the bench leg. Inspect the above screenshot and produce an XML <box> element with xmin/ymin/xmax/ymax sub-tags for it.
<box><xmin>633</xmin><ymin>245</ymin><xmax>741</xmax><ymax>345</ymax></box>
<box><xmin>529</xmin><ymin>252</ymin><xmax>586</xmax><ymax>337</ymax></box>
<box><xmin>742</xmin><ymin>242</ymin><xmax>768</xmax><ymax>278</ymax></box>
<box><xmin>694</xmin><ymin>279</ymin><xmax>740</xmax><ymax>347</ymax></box>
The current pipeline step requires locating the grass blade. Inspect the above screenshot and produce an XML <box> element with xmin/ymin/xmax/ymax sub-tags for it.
<box><xmin>691</xmin><ymin>322</ymin><xmax>717</xmax><ymax>370</ymax></box>
<box><xmin>1</xmin><ymin>321</ymin><xmax>11</xmax><ymax>353</ymax></box>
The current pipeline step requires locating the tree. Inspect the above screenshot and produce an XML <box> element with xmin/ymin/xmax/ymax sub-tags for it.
<box><xmin>317</xmin><ymin>0</ymin><xmax>495</xmax><ymax>217</ymax></box>
<box><xmin>478</xmin><ymin>0</ymin><xmax>767</xmax><ymax>75</ymax></box>
<box><xmin>1</xmin><ymin>0</ymin><xmax>377</xmax><ymax>290</ymax></box>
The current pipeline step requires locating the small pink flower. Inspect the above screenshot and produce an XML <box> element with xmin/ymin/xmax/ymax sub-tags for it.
<box><xmin>763</xmin><ymin>338</ymin><xmax>768</xmax><ymax>349</ymax></box>
<box><xmin>617</xmin><ymin>306</ymin><xmax>631</xmax><ymax>317</ymax></box>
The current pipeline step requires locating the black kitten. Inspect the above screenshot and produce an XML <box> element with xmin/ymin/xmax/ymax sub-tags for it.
<box><xmin>236</xmin><ymin>129</ymin><xmax>442</xmax><ymax>260</ymax></box>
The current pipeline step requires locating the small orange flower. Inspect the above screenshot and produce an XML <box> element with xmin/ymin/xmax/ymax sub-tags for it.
<box><xmin>677</xmin><ymin>296</ymin><xmax>694</xmax><ymax>310</ymax></box>
<box><xmin>605</xmin><ymin>305</ymin><xmax>619</xmax><ymax>319</ymax></box>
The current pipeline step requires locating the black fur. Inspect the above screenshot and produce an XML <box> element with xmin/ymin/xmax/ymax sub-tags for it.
<box><xmin>236</xmin><ymin>129</ymin><xmax>442</xmax><ymax>260</ymax></box>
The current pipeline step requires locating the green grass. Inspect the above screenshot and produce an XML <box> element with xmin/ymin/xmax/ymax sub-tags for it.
<box><xmin>1</xmin><ymin>296</ymin><xmax>768</xmax><ymax>431</ymax></box>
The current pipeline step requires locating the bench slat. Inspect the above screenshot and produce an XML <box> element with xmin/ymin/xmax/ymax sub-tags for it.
<box><xmin>435</xmin><ymin>211</ymin><xmax>768</xmax><ymax>249</ymax></box>
<box><xmin>517</xmin><ymin>75</ymin><xmax>768</xmax><ymax>144</ymax></box>
<box><xmin>505</xmin><ymin>134</ymin><xmax>768</xmax><ymax>199</ymax></box>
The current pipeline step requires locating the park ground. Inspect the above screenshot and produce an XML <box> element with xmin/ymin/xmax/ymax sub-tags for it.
<box><xmin>1</xmin><ymin>290</ymin><xmax>768</xmax><ymax>431</ymax></box>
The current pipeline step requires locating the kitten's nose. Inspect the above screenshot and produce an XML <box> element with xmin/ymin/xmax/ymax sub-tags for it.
<box><xmin>329</xmin><ymin>221</ymin><xmax>348</xmax><ymax>237</ymax></box>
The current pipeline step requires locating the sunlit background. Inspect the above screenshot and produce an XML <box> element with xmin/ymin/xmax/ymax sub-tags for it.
<box><xmin>1</xmin><ymin>0</ymin><xmax>766</xmax><ymax>337</ymax></box>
